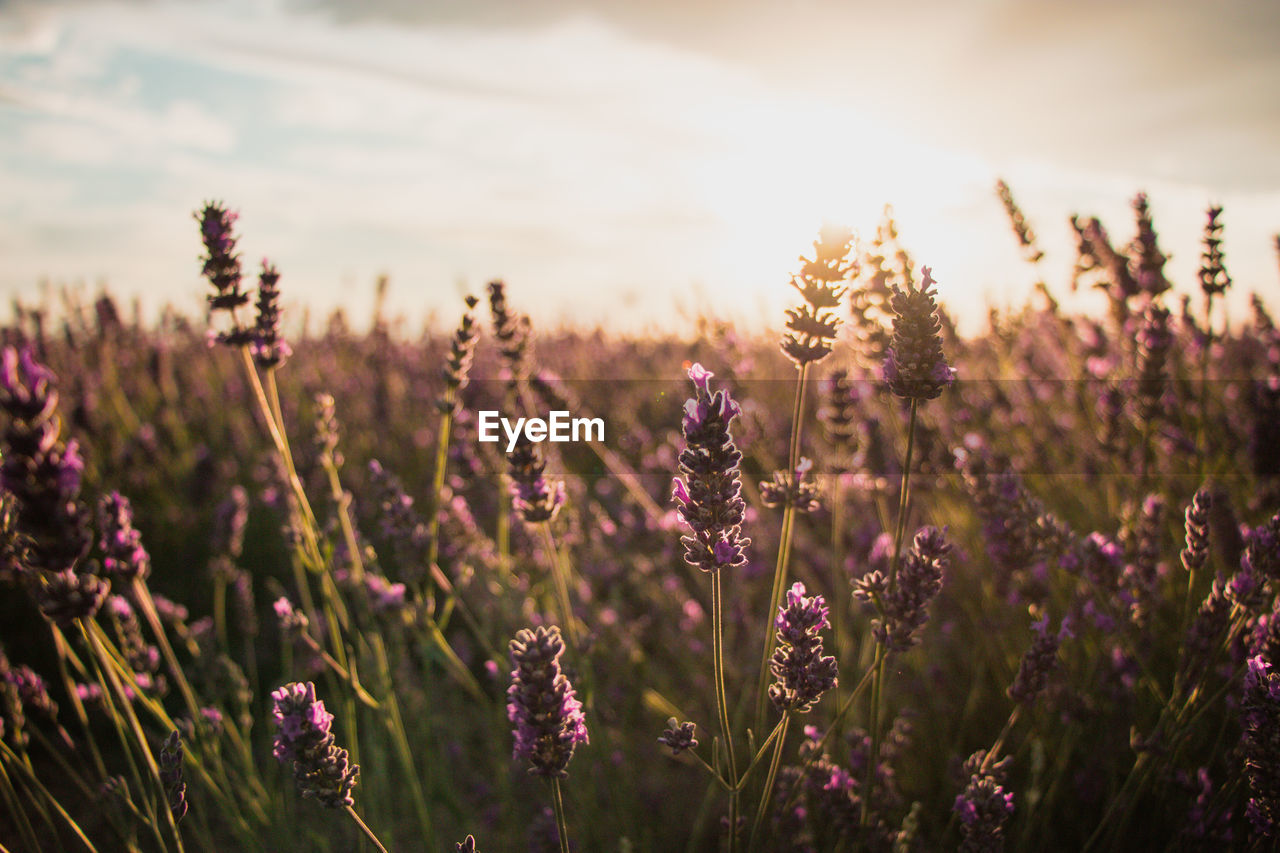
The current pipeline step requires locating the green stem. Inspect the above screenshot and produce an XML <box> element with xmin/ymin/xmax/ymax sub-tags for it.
<box><xmin>344</xmin><ymin>805</ymin><xmax>390</xmax><ymax>853</ymax></box>
<box><xmin>426</xmin><ymin>404</ymin><xmax>454</xmax><ymax>573</ymax></box>
<box><xmin>540</xmin><ymin>524</ymin><xmax>581</xmax><ymax>650</ymax></box>
<box><xmin>550</xmin><ymin>777</ymin><xmax>572</xmax><ymax>853</ymax></box>
<box><xmin>862</xmin><ymin>397</ymin><xmax>918</xmax><ymax>828</ymax></box>
<box><xmin>0</xmin><ymin>740</ymin><xmax>100</xmax><ymax>852</ymax></box>
<box><xmin>748</xmin><ymin>713</ymin><xmax>790</xmax><ymax>851</ymax></box>
<box><xmin>712</xmin><ymin>570</ymin><xmax>740</xmax><ymax>852</ymax></box>
<box><xmin>755</xmin><ymin>363</ymin><xmax>810</xmax><ymax>733</ymax></box>
<box><xmin>0</xmin><ymin>758</ymin><xmax>43</xmax><ymax>853</ymax></box>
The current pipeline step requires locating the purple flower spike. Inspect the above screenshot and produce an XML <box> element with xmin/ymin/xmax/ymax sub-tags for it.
<box><xmin>768</xmin><ymin>581</ymin><xmax>838</xmax><ymax>714</ymax></box>
<box><xmin>884</xmin><ymin>265</ymin><xmax>952</xmax><ymax>400</ymax></box>
<box><xmin>1242</xmin><ymin>653</ymin><xmax>1280</xmax><ymax>836</ymax></box>
<box><xmin>271</xmin><ymin>681</ymin><xmax>359</xmax><ymax>808</ymax></box>
<box><xmin>98</xmin><ymin>492</ymin><xmax>150</xmax><ymax>581</ymax></box>
<box><xmin>507</xmin><ymin>626</ymin><xmax>588</xmax><ymax>778</ymax></box>
<box><xmin>672</xmin><ymin>365</ymin><xmax>750</xmax><ymax>573</ymax></box>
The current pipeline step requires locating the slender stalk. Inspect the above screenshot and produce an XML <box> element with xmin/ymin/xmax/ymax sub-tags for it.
<box><xmin>426</xmin><ymin>404</ymin><xmax>454</xmax><ymax>572</ymax></box>
<box><xmin>862</xmin><ymin>397</ymin><xmax>918</xmax><ymax>827</ymax></box>
<box><xmin>748</xmin><ymin>713</ymin><xmax>790</xmax><ymax>851</ymax></box>
<box><xmin>344</xmin><ymin>805</ymin><xmax>390</xmax><ymax>853</ymax></box>
<box><xmin>80</xmin><ymin>622</ymin><xmax>173</xmax><ymax>853</ymax></box>
<box><xmin>755</xmin><ymin>363</ymin><xmax>810</xmax><ymax>733</ymax></box>
<box><xmin>0</xmin><ymin>759</ymin><xmax>43</xmax><ymax>853</ymax></box>
<box><xmin>550</xmin><ymin>777</ymin><xmax>572</xmax><ymax>853</ymax></box>
<box><xmin>712</xmin><ymin>570</ymin><xmax>740</xmax><ymax>852</ymax></box>
<box><xmin>0</xmin><ymin>740</ymin><xmax>100</xmax><ymax>853</ymax></box>
<box><xmin>539</xmin><ymin>524</ymin><xmax>581</xmax><ymax>649</ymax></box>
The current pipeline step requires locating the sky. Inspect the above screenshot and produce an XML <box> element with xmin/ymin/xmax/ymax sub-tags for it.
<box><xmin>1</xmin><ymin>0</ymin><xmax>1278</xmax><ymax>336</ymax></box>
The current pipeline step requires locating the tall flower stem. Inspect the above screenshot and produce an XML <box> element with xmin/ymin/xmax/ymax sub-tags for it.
<box><xmin>344</xmin><ymin>805</ymin><xmax>390</xmax><ymax>853</ymax></box>
<box><xmin>862</xmin><ymin>397</ymin><xmax>919</xmax><ymax>827</ymax></box>
<box><xmin>755</xmin><ymin>362</ymin><xmax>810</xmax><ymax>733</ymax></box>
<box><xmin>550</xmin><ymin>778</ymin><xmax>571</xmax><ymax>853</ymax></box>
<box><xmin>748</xmin><ymin>713</ymin><xmax>790</xmax><ymax>851</ymax></box>
<box><xmin>425</xmin><ymin>403</ymin><xmax>454</xmax><ymax>573</ymax></box>
<box><xmin>712</xmin><ymin>569</ymin><xmax>740</xmax><ymax>852</ymax></box>
<box><xmin>539</xmin><ymin>524</ymin><xmax>581</xmax><ymax>650</ymax></box>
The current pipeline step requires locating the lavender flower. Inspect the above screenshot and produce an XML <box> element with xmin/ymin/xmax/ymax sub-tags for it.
<box><xmin>1181</xmin><ymin>487</ymin><xmax>1213</xmax><ymax>573</ymax></box>
<box><xmin>507</xmin><ymin>626</ymin><xmax>588</xmax><ymax>777</ymax></box>
<box><xmin>1127</xmin><ymin>192</ymin><xmax>1170</xmax><ymax>297</ymax></box>
<box><xmin>507</xmin><ymin>432</ymin><xmax>566</xmax><ymax>524</ymax></box>
<box><xmin>759</xmin><ymin>457</ymin><xmax>821</xmax><ymax>513</ymax></box>
<box><xmin>0</xmin><ymin>346</ymin><xmax>93</xmax><ymax>577</ymax></box>
<box><xmin>1007</xmin><ymin>615</ymin><xmax>1064</xmax><ymax>706</ymax></box>
<box><xmin>252</xmin><ymin>260</ymin><xmax>290</xmax><ymax>369</ymax></box>
<box><xmin>1242</xmin><ymin>654</ymin><xmax>1280</xmax><ymax>836</ymax></box>
<box><xmin>883</xmin><ymin>266</ymin><xmax>953</xmax><ymax>400</ymax></box>
<box><xmin>1136</xmin><ymin>303</ymin><xmax>1172</xmax><ymax>423</ymax></box>
<box><xmin>159</xmin><ymin>730</ymin><xmax>188</xmax><ymax>822</ymax></box>
<box><xmin>273</xmin><ymin>596</ymin><xmax>309</xmax><ymax>635</ymax></box>
<box><xmin>35</xmin><ymin>568</ymin><xmax>110</xmax><ymax>626</ymax></box>
<box><xmin>954</xmin><ymin>751</ymin><xmax>1015</xmax><ymax>853</ymax></box>
<box><xmin>768</xmin><ymin>582</ymin><xmax>838</xmax><ymax>714</ymax></box>
<box><xmin>1199</xmin><ymin>205</ymin><xmax>1232</xmax><ymax>297</ymax></box>
<box><xmin>488</xmin><ymin>279</ymin><xmax>531</xmax><ymax>389</ymax></box>
<box><xmin>854</xmin><ymin>526</ymin><xmax>951</xmax><ymax>652</ymax></box>
<box><xmin>195</xmin><ymin>201</ymin><xmax>253</xmax><ymax>346</ymax></box>
<box><xmin>271</xmin><ymin>681</ymin><xmax>360</xmax><ymax>808</ymax></box>
<box><xmin>672</xmin><ymin>363</ymin><xmax>750</xmax><ymax>573</ymax></box>
<box><xmin>439</xmin><ymin>295</ymin><xmax>481</xmax><ymax>414</ymax></box>
<box><xmin>1246</xmin><ymin>512</ymin><xmax>1280</xmax><ymax>582</ymax></box>
<box><xmin>780</xmin><ymin>225</ymin><xmax>854</xmax><ymax>367</ymax></box>
<box><xmin>658</xmin><ymin>718</ymin><xmax>698</xmax><ymax>755</ymax></box>
<box><xmin>995</xmin><ymin>179</ymin><xmax>1044</xmax><ymax>264</ymax></box>
<box><xmin>97</xmin><ymin>492</ymin><xmax>150</xmax><ymax>581</ymax></box>
<box><xmin>818</xmin><ymin>369</ymin><xmax>861</xmax><ymax>472</ymax></box>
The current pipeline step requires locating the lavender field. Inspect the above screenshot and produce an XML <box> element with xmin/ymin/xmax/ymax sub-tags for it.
<box><xmin>1</xmin><ymin>193</ymin><xmax>1278</xmax><ymax>852</ymax></box>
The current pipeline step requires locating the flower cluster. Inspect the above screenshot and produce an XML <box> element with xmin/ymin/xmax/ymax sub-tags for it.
<box><xmin>488</xmin><ymin>279</ymin><xmax>531</xmax><ymax>389</ymax></box>
<box><xmin>658</xmin><ymin>718</ymin><xmax>698</xmax><ymax>755</ymax></box>
<box><xmin>954</xmin><ymin>751</ymin><xmax>1015</xmax><ymax>853</ymax></box>
<box><xmin>159</xmin><ymin>730</ymin><xmax>189</xmax><ymax>822</ymax></box>
<box><xmin>780</xmin><ymin>225</ymin><xmax>854</xmax><ymax>367</ymax></box>
<box><xmin>883</xmin><ymin>266</ymin><xmax>953</xmax><ymax>400</ymax></box>
<box><xmin>1136</xmin><ymin>303</ymin><xmax>1172</xmax><ymax>423</ymax></box>
<box><xmin>855</xmin><ymin>526</ymin><xmax>951</xmax><ymax>652</ymax></box>
<box><xmin>1246</xmin><ymin>512</ymin><xmax>1280</xmax><ymax>582</ymax></box>
<box><xmin>271</xmin><ymin>681</ymin><xmax>360</xmax><ymax>808</ymax></box>
<box><xmin>97</xmin><ymin>492</ymin><xmax>151</xmax><ymax>581</ymax></box>
<box><xmin>1127</xmin><ymin>192</ymin><xmax>1170</xmax><ymax>298</ymax></box>
<box><xmin>506</xmin><ymin>433</ymin><xmax>566</xmax><ymax>524</ymax></box>
<box><xmin>195</xmin><ymin>201</ymin><xmax>253</xmax><ymax>345</ymax></box>
<box><xmin>0</xmin><ymin>346</ymin><xmax>94</xmax><ymax>578</ymax></box>
<box><xmin>439</xmin><ymin>295</ymin><xmax>481</xmax><ymax>414</ymax></box>
<box><xmin>1199</xmin><ymin>204</ymin><xmax>1232</xmax><ymax>298</ymax></box>
<box><xmin>507</xmin><ymin>626</ymin><xmax>588</xmax><ymax>777</ymax></box>
<box><xmin>995</xmin><ymin>179</ymin><xmax>1044</xmax><ymax>264</ymax></box>
<box><xmin>671</xmin><ymin>363</ymin><xmax>750</xmax><ymax>573</ymax></box>
<box><xmin>1181</xmin><ymin>487</ymin><xmax>1213</xmax><ymax>573</ymax></box>
<box><xmin>768</xmin><ymin>582</ymin><xmax>838</xmax><ymax>714</ymax></box>
<box><xmin>818</xmin><ymin>368</ymin><xmax>861</xmax><ymax>472</ymax></box>
<box><xmin>1007</xmin><ymin>615</ymin><xmax>1065</xmax><ymax>706</ymax></box>
<box><xmin>759</xmin><ymin>457</ymin><xmax>821</xmax><ymax>513</ymax></box>
<box><xmin>1241</xmin><ymin>654</ymin><xmax>1280</xmax><ymax>836</ymax></box>
<box><xmin>252</xmin><ymin>261</ymin><xmax>290</xmax><ymax>369</ymax></box>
